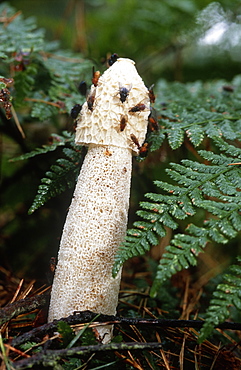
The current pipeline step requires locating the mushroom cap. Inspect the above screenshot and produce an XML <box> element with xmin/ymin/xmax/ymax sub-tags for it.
<box><xmin>75</xmin><ymin>58</ymin><xmax>150</xmax><ymax>154</ymax></box>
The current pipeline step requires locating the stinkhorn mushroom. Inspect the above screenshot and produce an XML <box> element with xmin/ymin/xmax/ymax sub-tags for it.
<box><xmin>48</xmin><ymin>57</ymin><xmax>151</xmax><ymax>342</ymax></box>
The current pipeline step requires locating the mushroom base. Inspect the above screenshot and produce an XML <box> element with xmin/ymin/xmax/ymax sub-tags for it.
<box><xmin>48</xmin><ymin>144</ymin><xmax>132</xmax><ymax>343</ymax></box>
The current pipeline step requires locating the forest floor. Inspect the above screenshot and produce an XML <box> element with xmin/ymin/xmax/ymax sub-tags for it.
<box><xmin>0</xmin><ymin>259</ymin><xmax>241</xmax><ymax>370</ymax></box>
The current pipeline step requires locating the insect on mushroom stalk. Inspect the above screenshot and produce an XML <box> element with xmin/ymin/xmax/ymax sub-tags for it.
<box><xmin>70</xmin><ymin>104</ymin><xmax>82</xmax><ymax>119</ymax></box>
<box><xmin>108</xmin><ymin>53</ymin><xmax>119</xmax><ymax>66</ymax></box>
<box><xmin>119</xmin><ymin>114</ymin><xmax>128</xmax><ymax>131</ymax></box>
<box><xmin>148</xmin><ymin>107</ymin><xmax>159</xmax><ymax>132</ymax></box>
<box><xmin>129</xmin><ymin>102</ymin><xmax>146</xmax><ymax>113</ymax></box>
<box><xmin>87</xmin><ymin>89</ymin><xmax>96</xmax><ymax>111</ymax></box>
<box><xmin>48</xmin><ymin>58</ymin><xmax>151</xmax><ymax>343</ymax></box>
<box><xmin>92</xmin><ymin>67</ymin><xmax>101</xmax><ymax>87</ymax></box>
<box><xmin>119</xmin><ymin>83</ymin><xmax>132</xmax><ymax>103</ymax></box>
<box><xmin>148</xmin><ymin>84</ymin><xmax>156</xmax><ymax>104</ymax></box>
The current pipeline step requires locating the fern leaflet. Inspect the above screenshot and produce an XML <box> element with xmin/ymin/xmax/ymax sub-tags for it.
<box><xmin>198</xmin><ymin>256</ymin><xmax>241</xmax><ymax>342</ymax></box>
<box><xmin>10</xmin><ymin>131</ymin><xmax>74</xmax><ymax>161</ymax></box>
<box><xmin>150</xmin><ymin>78</ymin><xmax>241</xmax><ymax>154</ymax></box>
<box><xmin>113</xmin><ymin>137</ymin><xmax>241</xmax><ymax>297</ymax></box>
<box><xmin>28</xmin><ymin>137</ymin><xmax>82</xmax><ymax>214</ymax></box>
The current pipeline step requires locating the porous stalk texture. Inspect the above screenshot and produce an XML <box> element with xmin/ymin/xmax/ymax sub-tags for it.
<box><xmin>48</xmin><ymin>144</ymin><xmax>132</xmax><ymax>342</ymax></box>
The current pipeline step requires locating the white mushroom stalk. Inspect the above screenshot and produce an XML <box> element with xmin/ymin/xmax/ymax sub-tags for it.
<box><xmin>48</xmin><ymin>58</ymin><xmax>150</xmax><ymax>343</ymax></box>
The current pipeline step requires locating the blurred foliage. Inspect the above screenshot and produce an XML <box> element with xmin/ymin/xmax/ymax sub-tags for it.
<box><xmin>8</xmin><ymin>0</ymin><xmax>241</xmax><ymax>83</ymax></box>
<box><xmin>114</xmin><ymin>76</ymin><xmax>241</xmax><ymax>279</ymax></box>
<box><xmin>1</xmin><ymin>0</ymin><xmax>241</xmax><ymax>351</ymax></box>
<box><xmin>0</xmin><ymin>2</ymin><xmax>92</xmax><ymax>279</ymax></box>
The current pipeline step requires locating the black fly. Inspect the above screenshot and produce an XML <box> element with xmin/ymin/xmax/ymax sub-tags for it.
<box><xmin>70</xmin><ymin>104</ymin><xmax>82</xmax><ymax>119</ymax></box>
<box><xmin>108</xmin><ymin>53</ymin><xmax>119</xmax><ymax>66</ymax></box>
<box><xmin>119</xmin><ymin>83</ymin><xmax>132</xmax><ymax>103</ymax></box>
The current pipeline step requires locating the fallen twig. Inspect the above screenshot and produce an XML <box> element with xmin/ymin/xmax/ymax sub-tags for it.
<box><xmin>0</xmin><ymin>294</ymin><xmax>49</xmax><ymax>326</ymax></box>
<box><xmin>12</xmin><ymin>342</ymin><xmax>162</xmax><ymax>369</ymax></box>
<box><xmin>11</xmin><ymin>310</ymin><xmax>241</xmax><ymax>347</ymax></box>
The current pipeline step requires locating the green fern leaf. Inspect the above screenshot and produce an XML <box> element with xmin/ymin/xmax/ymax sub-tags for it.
<box><xmin>28</xmin><ymin>143</ymin><xmax>82</xmax><ymax>214</ymax></box>
<box><xmin>212</xmin><ymin>137</ymin><xmax>241</xmax><ymax>158</ymax></box>
<box><xmin>136</xmin><ymin>210</ymin><xmax>159</xmax><ymax>223</ymax></box>
<box><xmin>186</xmin><ymin>124</ymin><xmax>204</xmax><ymax>146</ymax></box>
<box><xmin>167</xmin><ymin>126</ymin><xmax>184</xmax><ymax>149</ymax></box>
<box><xmin>31</xmin><ymin>101</ymin><xmax>59</xmax><ymax>120</ymax></box>
<box><xmin>207</xmin><ymin>226</ymin><xmax>227</xmax><ymax>244</ymax></box>
<box><xmin>10</xmin><ymin>132</ymin><xmax>74</xmax><ymax>161</ymax></box>
<box><xmin>230</xmin><ymin>212</ymin><xmax>241</xmax><ymax>231</ymax></box>
<box><xmin>112</xmin><ymin>76</ymin><xmax>241</xmax><ymax>307</ymax></box>
<box><xmin>146</xmin><ymin>229</ymin><xmax>159</xmax><ymax>245</ymax></box>
<box><xmin>123</xmin><ymin>140</ymin><xmax>241</xmax><ymax>294</ymax></box>
<box><xmin>0</xmin><ymin>5</ymin><xmax>45</xmax><ymax>57</ymax></box>
<box><xmin>0</xmin><ymin>3</ymin><xmax>91</xmax><ymax>121</ymax></box>
<box><xmin>152</xmin><ymin>222</ymin><xmax>166</xmax><ymax>237</ymax></box>
<box><xmin>13</xmin><ymin>65</ymin><xmax>38</xmax><ymax>106</ymax></box>
<box><xmin>219</xmin><ymin>119</ymin><xmax>237</xmax><ymax>140</ymax></box>
<box><xmin>149</xmin><ymin>131</ymin><xmax>166</xmax><ymax>152</ymax></box>
<box><xmin>198</xmin><ymin>257</ymin><xmax>241</xmax><ymax>343</ymax></box>
<box><xmin>150</xmin><ymin>237</ymin><xmax>205</xmax><ymax>297</ymax></box>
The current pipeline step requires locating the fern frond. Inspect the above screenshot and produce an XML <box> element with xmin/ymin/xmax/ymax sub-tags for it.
<box><xmin>30</xmin><ymin>99</ymin><xmax>59</xmax><ymax>120</ymax></box>
<box><xmin>0</xmin><ymin>4</ymin><xmax>45</xmax><ymax>57</ymax></box>
<box><xmin>198</xmin><ymin>256</ymin><xmax>241</xmax><ymax>343</ymax></box>
<box><xmin>28</xmin><ymin>139</ymin><xmax>82</xmax><ymax>214</ymax></box>
<box><xmin>10</xmin><ymin>131</ymin><xmax>74</xmax><ymax>161</ymax></box>
<box><xmin>23</xmin><ymin>51</ymin><xmax>91</xmax><ymax>120</ymax></box>
<box><xmin>114</xmin><ymin>77</ymin><xmax>241</xmax><ymax>284</ymax></box>
<box><xmin>113</xmin><ymin>134</ymin><xmax>241</xmax><ymax>292</ymax></box>
<box><xmin>151</xmin><ymin>145</ymin><xmax>241</xmax><ymax>296</ymax></box>
<box><xmin>41</xmin><ymin>51</ymin><xmax>91</xmax><ymax>114</ymax></box>
<box><xmin>13</xmin><ymin>65</ymin><xmax>38</xmax><ymax>107</ymax></box>
<box><xmin>150</xmin><ymin>78</ymin><xmax>241</xmax><ymax>153</ymax></box>
<box><xmin>112</xmin><ymin>203</ymin><xmax>169</xmax><ymax>277</ymax></box>
<box><xmin>167</xmin><ymin>126</ymin><xmax>184</xmax><ymax>150</ymax></box>
<box><xmin>147</xmin><ymin>130</ymin><xmax>166</xmax><ymax>152</ymax></box>
<box><xmin>186</xmin><ymin>124</ymin><xmax>204</xmax><ymax>147</ymax></box>
<box><xmin>0</xmin><ymin>3</ymin><xmax>91</xmax><ymax>120</ymax></box>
